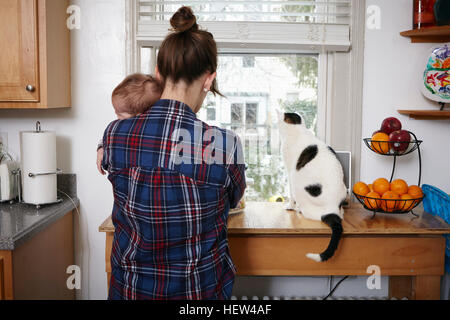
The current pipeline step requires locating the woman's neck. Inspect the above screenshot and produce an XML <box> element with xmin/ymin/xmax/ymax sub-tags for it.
<box><xmin>160</xmin><ymin>79</ymin><xmax>205</xmax><ymax>113</ymax></box>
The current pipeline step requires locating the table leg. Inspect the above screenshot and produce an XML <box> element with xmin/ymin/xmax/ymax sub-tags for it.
<box><xmin>107</xmin><ymin>272</ymin><xmax>111</xmax><ymax>292</ymax></box>
<box><xmin>0</xmin><ymin>257</ymin><xmax>4</xmax><ymax>300</ymax></box>
<box><xmin>105</xmin><ymin>232</ymin><xmax>113</xmax><ymax>293</ymax></box>
<box><xmin>389</xmin><ymin>276</ymin><xmax>412</xmax><ymax>300</ymax></box>
<box><xmin>413</xmin><ymin>275</ymin><xmax>441</xmax><ymax>300</ymax></box>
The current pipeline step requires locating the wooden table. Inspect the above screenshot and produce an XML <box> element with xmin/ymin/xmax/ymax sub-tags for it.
<box><xmin>99</xmin><ymin>202</ymin><xmax>450</xmax><ymax>299</ymax></box>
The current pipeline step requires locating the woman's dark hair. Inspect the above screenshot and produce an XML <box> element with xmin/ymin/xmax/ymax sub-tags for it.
<box><xmin>157</xmin><ymin>6</ymin><xmax>222</xmax><ymax>96</ymax></box>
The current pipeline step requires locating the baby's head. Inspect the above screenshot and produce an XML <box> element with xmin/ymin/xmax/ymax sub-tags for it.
<box><xmin>112</xmin><ymin>73</ymin><xmax>162</xmax><ymax>120</ymax></box>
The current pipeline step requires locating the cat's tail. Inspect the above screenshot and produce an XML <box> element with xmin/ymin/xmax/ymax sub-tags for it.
<box><xmin>306</xmin><ymin>214</ymin><xmax>343</xmax><ymax>262</ymax></box>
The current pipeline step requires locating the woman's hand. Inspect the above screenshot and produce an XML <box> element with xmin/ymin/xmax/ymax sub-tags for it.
<box><xmin>97</xmin><ymin>147</ymin><xmax>106</xmax><ymax>175</ymax></box>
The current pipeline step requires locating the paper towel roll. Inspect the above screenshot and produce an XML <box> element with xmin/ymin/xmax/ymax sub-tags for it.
<box><xmin>20</xmin><ymin>131</ymin><xmax>57</xmax><ymax>205</ymax></box>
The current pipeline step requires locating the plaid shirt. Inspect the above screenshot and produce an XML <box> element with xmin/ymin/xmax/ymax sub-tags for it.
<box><xmin>102</xmin><ymin>99</ymin><xmax>246</xmax><ymax>300</ymax></box>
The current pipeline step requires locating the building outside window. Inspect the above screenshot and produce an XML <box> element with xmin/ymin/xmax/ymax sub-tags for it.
<box><xmin>196</xmin><ymin>54</ymin><xmax>318</xmax><ymax>201</ymax></box>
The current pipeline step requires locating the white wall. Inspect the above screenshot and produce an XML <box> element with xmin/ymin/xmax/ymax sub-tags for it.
<box><xmin>0</xmin><ymin>0</ymin><xmax>125</xmax><ymax>299</ymax></box>
<box><xmin>362</xmin><ymin>0</ymin><xmax>450</xmax><ymax>192</ymax></box>
<box><xmin>0</xmin><ymin>0</ymin><xmax>447</xmax><ymax>300</ymax></box>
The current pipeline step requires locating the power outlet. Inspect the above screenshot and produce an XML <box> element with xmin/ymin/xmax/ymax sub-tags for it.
<box><xmin>0</xmin><ymin>132</ymin><xmax>8</xmax><ymax>150</ymax></box>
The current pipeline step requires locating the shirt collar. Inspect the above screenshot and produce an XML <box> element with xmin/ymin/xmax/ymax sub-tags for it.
<box><xmin>151</xmin><ymin>99</ymin><xmax>198</xmax><ymax>119</ymax></box>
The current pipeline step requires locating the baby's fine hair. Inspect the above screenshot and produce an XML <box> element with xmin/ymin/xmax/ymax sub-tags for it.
<box><xmin>112</xmin><ymin>73</ymin><xmax>162</xmax><ymax>114</ymax></box>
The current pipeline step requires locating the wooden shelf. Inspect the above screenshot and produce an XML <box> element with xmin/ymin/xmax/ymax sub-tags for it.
<box><xmin>400</xmin><ymin>25</ymin><xmax>450</xmax><ymax>43</ymax></box>
<box><xmin>398</xmin><ymin>109</ymin><xmax>450</xmax><ymax>120</ymax></box>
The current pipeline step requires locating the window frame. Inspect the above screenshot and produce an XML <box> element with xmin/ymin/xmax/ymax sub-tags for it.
<box><xmin>125</xmin><ymin>0</ymin><xmax>366</xmax><ymax>186</ymax></box>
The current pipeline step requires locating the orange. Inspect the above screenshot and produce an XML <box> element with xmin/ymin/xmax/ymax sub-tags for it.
<box><xmin>364</xmin><ymin>191</ymin><xmax>381</xmax><ymax>210</ymax></box>
<box><xmin>381</xmin><ymin>191</ymin><xmax>400</xmax><ymax>212</ymax></box>
<box><xmin>397</xmin><ymin>194</ymin><xmax>415</xmax><ymax>212</ymax></box>
<box><xmin>368</xmin><ymin>184</ymin><xmax>374</xmax><ymax>192</ymax></box>
<box><xmin>390</xmin><ymin>179</ymin><xmax>408</xmax><ymax>195</ymax></box>
<box><xmin>408</xmin><ymin>185</ymin><xmax>423</xmax><ymax>198</ymax></box>
<box><xmin>371</xmin><ymin>132</ymin><xmax>390</xmax><ymax>154</ymax></box>
<box><xmin>373</xmin><ymin>178</ymin><xmax>390</xmax><ymax>196</ymax></box>
<box><xmin>408</xmin><ymin>185</ymin><xmax>423</xmax><ymax>204</ymax></box>
<box><xmin>353</xmin><ymin>181</ymin><xmax>370</xmax><ymax>198</ymax></box>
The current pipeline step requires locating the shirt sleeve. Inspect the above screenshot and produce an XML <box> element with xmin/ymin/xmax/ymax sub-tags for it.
<box><xmin>226</xmin><ymin>133</ymin><xmax>246</xmax><ymax>209</ymax></box>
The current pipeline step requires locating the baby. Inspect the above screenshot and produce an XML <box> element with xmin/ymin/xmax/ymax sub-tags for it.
<box><xmin>97</xmin><ymin>73</ymin><xmax>163</xmax><ymax>174</ymax></box>
<box><xmin>111</xmin><ymin>73</ymin><xmax>162</xmax><ymax>119</ymax></box>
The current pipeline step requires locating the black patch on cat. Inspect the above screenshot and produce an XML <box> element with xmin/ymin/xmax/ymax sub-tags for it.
<box><xmin>296</xmin><ymin>144</ymin><xmax>318</xmax><ymax>171</ymax></box>
<box><xmin>319</xmin><ymin>214</ymin><xmax>343</xmax><ymax>262</ymax></box>
<box><xmin>284</xmin><ymin>113</ymin><xmax>302</xmax><ymax>125</ymax></box>
<box><xmin>305</xmin><ymin>184</ymin><xmax>322</xmax><ymax>197</ymax></box>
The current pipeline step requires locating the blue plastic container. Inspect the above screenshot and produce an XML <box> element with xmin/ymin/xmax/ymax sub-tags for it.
<box><xmin>422</xmin><ymin>184</ymin><xmax>450</xmax><ymax>273</ymax></box>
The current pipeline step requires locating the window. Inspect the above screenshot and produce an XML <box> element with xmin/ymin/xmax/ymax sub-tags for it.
<box><xmin>127</xmin><ymin>0</ymin><xmax>364</xmax><ymax>201</ymax></box>
<box><xmin>200</xmin><ymin>53</ymin><xmax>318</xmax><ymax>201</ymax></box>
<box><xmin>231</xmin><ymin>103</ymin><xmax>243</xmax><ymax>125</ymax></box>
<box><xmin>245</xmin><ymin>103</ymin><xmax>257</xmax><ymax>125</ymax></box>
<box><xmin>206</xmin><ymin>107</ymin><xmax>216</xmax><ymax>121</ymax></box>
<box><xmin>130</xmin><ymin>0</ymin><xmax>351</xmax><ymax>59</ymax></box>
<box><xmin>242</xmin><ymin>56</ymin><xmax>255</xmax><ymax>68</ymax></box>
<box><xmin>137</xmin><ymin>0</ymin><xmax>351</xmax><ymax>24</ymax></box>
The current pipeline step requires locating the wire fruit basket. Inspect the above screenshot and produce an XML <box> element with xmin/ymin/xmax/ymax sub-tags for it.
<box><xmin>359</xmin><ymin>131</ymin><xmax>424</xmax><ymax>217</ymax></box>
<box><xmin>353</xmin><ymin>192</ymin><xmax>424</xmax><ymax>216</ymax></box>
<box><xmin>363</xmin><ymin>131</ymin><xmax>422</xmax><ymax>157</ymax></box>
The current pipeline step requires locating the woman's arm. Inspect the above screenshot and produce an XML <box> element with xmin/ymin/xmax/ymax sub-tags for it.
<box><xmin>97</xmin><ymin>147</ymin><xmax>105</xmax><ymax>175</ymax></box>
<box><xmin>96</xmin><ymin>138</ymin><xmax>106</xmax><ymax>175</ymax></box>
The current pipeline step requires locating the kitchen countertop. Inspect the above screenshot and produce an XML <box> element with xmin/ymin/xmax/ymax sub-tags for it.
<box><xmin>0</xmin><ymin>174</ymin><xmax>79</xmax><ymax>250</ymax></box>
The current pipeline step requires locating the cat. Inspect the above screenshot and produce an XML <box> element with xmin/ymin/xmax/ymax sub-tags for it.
<box><xmin>277</xmin><ymin>110</ymin><xmax>348</xmax><ymax>262</ymax></box>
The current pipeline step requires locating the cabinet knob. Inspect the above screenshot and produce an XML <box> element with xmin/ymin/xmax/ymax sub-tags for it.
<box><xmin>26</xmin><ymin>85</ymin><xmax>35</xmax><ymax>92</ymax></box>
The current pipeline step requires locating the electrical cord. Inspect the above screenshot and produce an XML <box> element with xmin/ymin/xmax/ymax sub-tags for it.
<box><xmin>57</xmin><ymin>188</ymin><xmax>86</xmax><ymax>299</ymax></box>
<box><xmin>57</xmin><ymin>188</ymin><xmax>80</xmax><ymax>217</ymax></box>
<box><xmin>323</xmin><ymin>275</ymin><xmax>349</xmax><ymax>300</ymax></box>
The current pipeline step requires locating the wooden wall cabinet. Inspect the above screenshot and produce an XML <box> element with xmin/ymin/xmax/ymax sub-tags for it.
<box><xmin>0</xmin><ymin>0</ymin><xmax>71</xmax><ymax>109</ymax></box>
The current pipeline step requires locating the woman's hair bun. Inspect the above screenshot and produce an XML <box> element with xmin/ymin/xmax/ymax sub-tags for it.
<box><xmin>170</xmin><ymin>6</ymin><xmax>198</xmax><ymax>33</ymax></box>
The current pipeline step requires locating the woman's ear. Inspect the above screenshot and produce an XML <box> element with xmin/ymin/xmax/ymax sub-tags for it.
<box><xmin>155</xmin><ymin>66</ymin><xmax>162</xmax><ymax>82</ymax></box>
<box><xmin>203</xmin><ymin>72</ymin><xmax>217</xmax><ymax>92</ymax></box>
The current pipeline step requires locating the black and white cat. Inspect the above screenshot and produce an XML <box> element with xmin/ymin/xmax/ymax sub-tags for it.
<box><xmin>278</xmin><ymin>111</ymin><xmax>348</xmax><ymax>262</ymax></box>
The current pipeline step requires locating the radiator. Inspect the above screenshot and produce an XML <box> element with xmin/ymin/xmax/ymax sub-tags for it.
<box><xmin>231</xmin><ymin>295</ymin><xmax>402</xmax><ymax>300</ymax></box>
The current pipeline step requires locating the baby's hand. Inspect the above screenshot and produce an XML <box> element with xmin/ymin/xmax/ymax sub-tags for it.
<box><xmin>97</xmin><ymin>147</ymin><xmax>105</xmax><ymax>175</ymax></box>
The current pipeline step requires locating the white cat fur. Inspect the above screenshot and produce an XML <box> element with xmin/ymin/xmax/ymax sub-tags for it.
<box><xmin>277</xmin><ymin>110</ymin><xmax>347</xmax><ymax>262</ymax></box>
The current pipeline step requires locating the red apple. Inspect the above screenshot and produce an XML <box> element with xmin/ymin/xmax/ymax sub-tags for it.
<box><xmin>389</xmin><ymin>130</ymin><xmax>411</xmax><ymax>154</ymax></box>
<box><xmin>381</xmin><ymin>117</ymin><xmax>402</xmax><ymax>135</ymax></box>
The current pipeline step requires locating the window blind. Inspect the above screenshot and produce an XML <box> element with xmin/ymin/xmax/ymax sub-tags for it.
<box><xmin>133</xmin><ymin>0</ymin><xmax>351</xmax><ymax>51</ymax></box>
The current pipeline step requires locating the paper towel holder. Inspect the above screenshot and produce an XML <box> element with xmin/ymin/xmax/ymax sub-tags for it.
<box><xmin>28</xmin><ymin>168</ymin><xmax>62</xmax><ymax>178</ymax></box>
<box><xmin>20</xmin><ymin>121</ymin><xmax>63</xmax><ymax>209</ymax></box>
<box><xmin>27</xmin><ymin>122</ymin><xmax>62</xmax><ymax>182</ymax></box>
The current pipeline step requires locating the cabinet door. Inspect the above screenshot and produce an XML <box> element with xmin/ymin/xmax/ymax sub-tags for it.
<box><xmin>0</xmin><ymin>256</ymin><xmax>4</xmax><ymax>300</ymax></box>
<box><xmin>0</xmin><ymin>251</ymin><xmax>13</xmax><ymax>300</ymax></box>
<box><xmin>0</xmin><ymin>0</ymin><xmax>39</xmax><ymax>102</ymax></box>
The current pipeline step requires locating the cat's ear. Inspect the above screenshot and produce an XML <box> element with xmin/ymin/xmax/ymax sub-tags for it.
<box><xmin>284</xmin><ymin>113</ymin><xmax>302</xmax><ymax>125</ymax></box>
